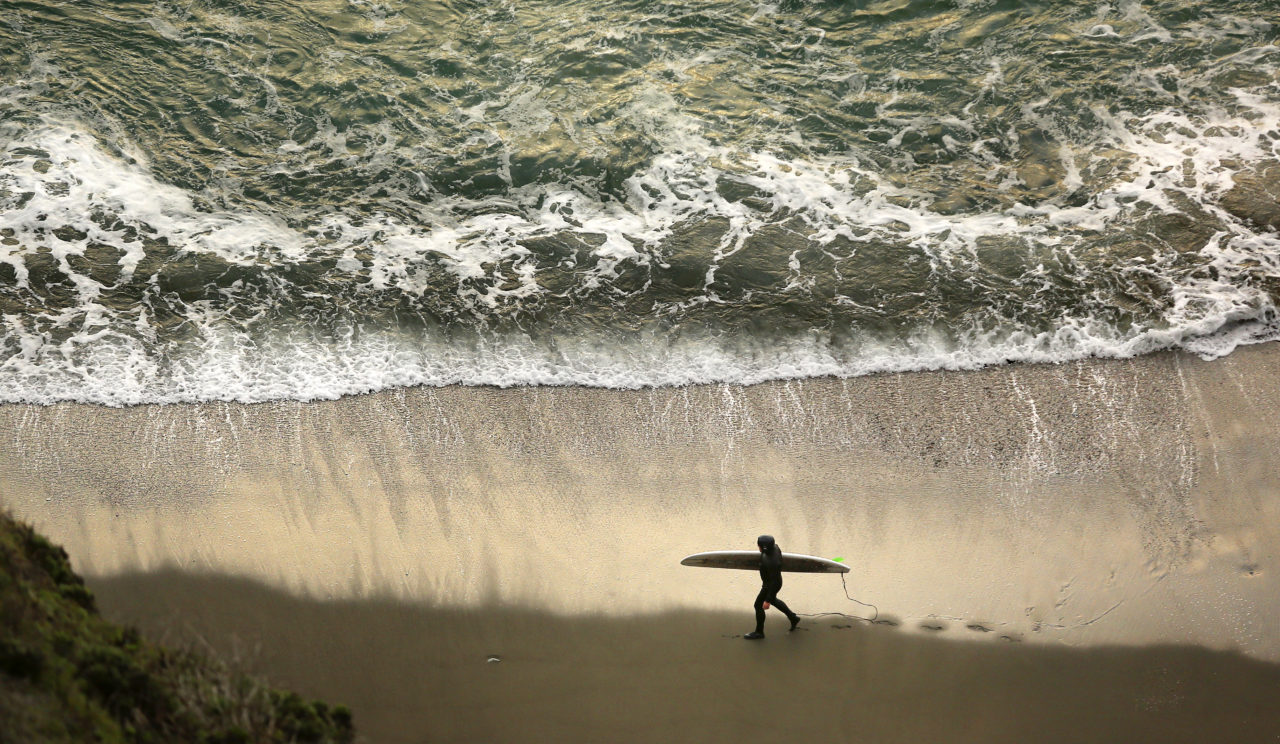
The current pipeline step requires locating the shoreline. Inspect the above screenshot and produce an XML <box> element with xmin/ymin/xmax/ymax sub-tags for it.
<box><xmin>4</xmin><ymin>331</ymin><xmax>1279</xmax><ymax>409</ymax></box>
<box><xmin>2</xmin><ymin>343</ymin><xmax>1279</xmax><ymax>658</ymax></box>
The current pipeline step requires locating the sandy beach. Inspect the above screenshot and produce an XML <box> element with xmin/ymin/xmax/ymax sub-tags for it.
<box><xmin>92</xmin><ymin>572</ymin><xmax>1280</xmax><ymax>744</ymax></box>
<box><xmin>5</xmin><ymin>2</ymin><xmax>1280</xmax><ymax>740</ymax></box>
<box><xmin>4</xmin><ymin>344</ymin><xmax>1280</xmax><ymax>741</ymax></box>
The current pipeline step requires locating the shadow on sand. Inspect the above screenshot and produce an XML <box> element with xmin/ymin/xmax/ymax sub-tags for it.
<box><xmin>91</xmin><ymin>570</ymin><xmax>1280</xmax><ymax>744</ymax></box>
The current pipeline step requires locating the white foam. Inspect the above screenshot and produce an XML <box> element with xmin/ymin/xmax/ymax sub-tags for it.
<box><xmin>3</xmin><ymin>309</ymin><xmax>1279</xmax><ymax>406</ymax></box>
<box><xmin>2</xmin><ymin>55</ymin><xmax>1279</xmax><ymax>403</ymax></box>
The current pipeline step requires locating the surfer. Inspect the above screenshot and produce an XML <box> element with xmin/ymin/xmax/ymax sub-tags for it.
<box><xmin>745</xmin><ymin>534</ymin><xmax>800</xmax><ymax>640</ymax></box>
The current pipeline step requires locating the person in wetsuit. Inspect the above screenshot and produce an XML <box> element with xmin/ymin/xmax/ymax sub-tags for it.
<box><xmin>745</xmin><ymin>534</ymin><xmax>800</xmax><ymax>640</ymax></box>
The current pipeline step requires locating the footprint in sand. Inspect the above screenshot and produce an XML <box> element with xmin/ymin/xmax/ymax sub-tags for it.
<box><xmin>965</xmin><ymin>623</ymin><xmax>993</xmax><ymax>633</ymax></box>
<box><xmin>919</xmin><ymin>623</ymin><xmax>945</xmax><ymax>632</ymax></box>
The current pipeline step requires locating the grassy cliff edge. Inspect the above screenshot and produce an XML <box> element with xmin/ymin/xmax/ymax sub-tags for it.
<box><xmin>0</xmin><ymin>511</ymin><xmax>354</xmax><ymax>744</ymax></box>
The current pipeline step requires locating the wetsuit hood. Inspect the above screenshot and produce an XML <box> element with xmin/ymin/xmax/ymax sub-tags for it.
<box><xmin>757</xmin><ymin>534</ymin><xmax>776</xmax><ymax>552</ymax></box>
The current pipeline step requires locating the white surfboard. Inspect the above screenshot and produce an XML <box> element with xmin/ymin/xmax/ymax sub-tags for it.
<box><xmin>680</xmin><ymin>550</ymin><xmax>849</xmax><ymax>573</ymax></box>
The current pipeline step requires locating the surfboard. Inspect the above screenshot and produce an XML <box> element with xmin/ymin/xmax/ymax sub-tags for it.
<box><xmin>680</xmin><ymin>550</ymin><xmax>849</xmax><ymax>573</ymax></box>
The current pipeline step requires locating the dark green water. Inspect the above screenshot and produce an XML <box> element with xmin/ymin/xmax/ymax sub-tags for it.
<box><xmin>1</xmin><ymin>0</ymin><xmax>1278</xmax><ymax>402</ymax></box>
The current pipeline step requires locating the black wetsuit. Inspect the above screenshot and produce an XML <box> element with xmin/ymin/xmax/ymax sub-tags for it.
<box><xmin>754</xmin><ymin>543</ymin><xmax>797</xmax><ymax>634</ymax></box>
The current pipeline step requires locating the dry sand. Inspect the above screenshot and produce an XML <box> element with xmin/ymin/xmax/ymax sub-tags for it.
<box><xmin>92</xmin><ymin>571</ymin><xmax>1280</xmax><ymax>744</ymax></box>
<box><xmin>3</xmin><ymin>343</ymin><xmax>1280</xmax><ymax>741</ymax></box>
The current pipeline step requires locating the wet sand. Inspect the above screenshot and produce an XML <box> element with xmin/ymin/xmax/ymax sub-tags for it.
<box><xmin>3</xmin><ymin>343</ymin><xmax>1280</xmax><ymax>740</ymax></box>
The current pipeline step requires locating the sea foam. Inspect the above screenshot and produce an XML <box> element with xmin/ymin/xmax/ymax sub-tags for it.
<box><xmin>1</xmin><ymin>17</ymin><xmax>1279</xmax><ymax>404</ymax></box>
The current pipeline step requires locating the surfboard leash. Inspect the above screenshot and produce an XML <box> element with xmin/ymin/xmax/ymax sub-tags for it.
<box><xmin>798</xmin><ymin>573</ymin><xmax>879</xmax><ymax>623</ymax></box>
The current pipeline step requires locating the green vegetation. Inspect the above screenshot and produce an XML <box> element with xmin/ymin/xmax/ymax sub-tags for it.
<box><xmin>0</xmin><ymin>511</ymin><xmax>353</xmax><ymax>744</ymax></box>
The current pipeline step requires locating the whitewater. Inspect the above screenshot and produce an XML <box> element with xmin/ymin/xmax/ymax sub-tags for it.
<box><xmin>1</xmin><ymin>0</ymin><xmax>1278</xmax><ymax>404</ymax></box>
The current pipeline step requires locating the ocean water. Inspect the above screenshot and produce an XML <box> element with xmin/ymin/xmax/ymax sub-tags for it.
<box><xmin>1</xmin><ymin>0</ymin><xmax>1278</xmax><ymax>404</ymax></box>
